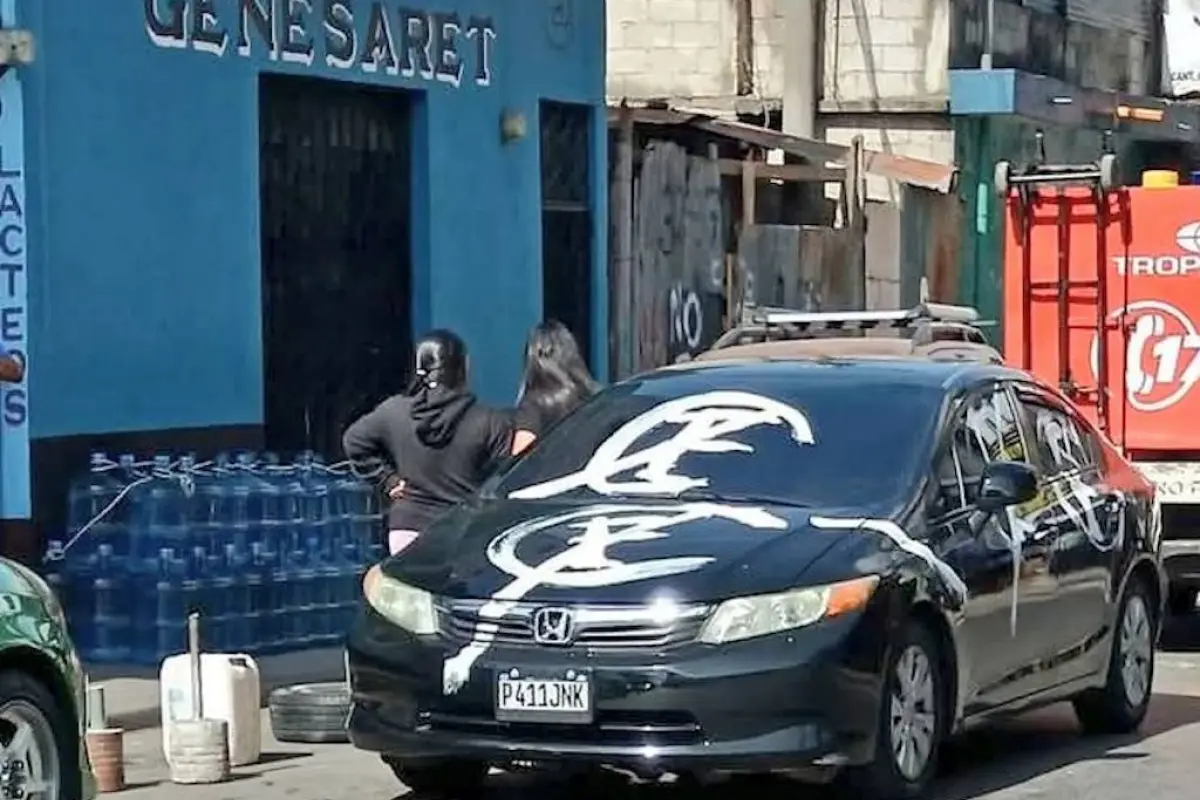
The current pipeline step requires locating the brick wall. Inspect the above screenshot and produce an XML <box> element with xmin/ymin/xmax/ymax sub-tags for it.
<box><xmin>822</xmin><ymin>0</ymin><xmax>952</xmax><ymax>104</ymax></box>
<box><xmin>606</xmin><ymin>0</ymin><xmax>787</xmax><ymax>102</ymax></box>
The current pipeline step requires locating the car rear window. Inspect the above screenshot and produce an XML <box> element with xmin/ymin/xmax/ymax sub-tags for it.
<box><xmin>493</xmin><ymin>366</ymin><xmax>944</xmax><ymax>516</ymax></box>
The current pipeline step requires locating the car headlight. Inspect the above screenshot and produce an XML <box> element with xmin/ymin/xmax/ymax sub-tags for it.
<box><xmin>362</xmin><ymin>565</ymin><xmax>437</xmax><ymax>635</ymax></box>
<box><xmin>698</xmin><ymin>575</ymin><xmax>879</xmax><ymax>645</ymax></box>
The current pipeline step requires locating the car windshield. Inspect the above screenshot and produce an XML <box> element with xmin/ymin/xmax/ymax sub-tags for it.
<box><xmin>492</xmin><ymin>363</ymin><xmax>944</xmax><ymax>515</ymax></box>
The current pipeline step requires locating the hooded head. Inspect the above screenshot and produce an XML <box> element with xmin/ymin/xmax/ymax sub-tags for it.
<box><xmin>406</xmin><ymin>330</ymin><xmax>475</xmax><ymax>447</ymax></box>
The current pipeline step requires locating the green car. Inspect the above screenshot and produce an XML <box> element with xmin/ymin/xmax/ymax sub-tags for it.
<box><xmin>0</xmin><ymin>557</ymin><xmax>94</xmax><ymax>800</ymax></box>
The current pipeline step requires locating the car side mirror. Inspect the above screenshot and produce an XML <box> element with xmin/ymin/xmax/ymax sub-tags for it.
<box><xmin>976</xmin><ymin>461</ymin><xmax>1039</xmax><ymax>513</ymax></box>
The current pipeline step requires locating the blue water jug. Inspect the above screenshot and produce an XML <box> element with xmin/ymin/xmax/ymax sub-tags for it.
<box><xmin>220</xmin><ymin>543</ymin><xmax>250</xmax><ymax>653</ymax></box>
<box><xmin>66</xmin><ymin>452</ymin><xmax>122</xmax><ymax>565</ymax></box>
<box><xmin>130</xmin><ymin>455</ymin><xmax>189</xmax><ymax>576</ymax></box>
<box><xmin>245</xmin><ymin>541</ymin><xmax>270</xmax><ymax>654</ymax></box>
<box><xmin>91</xmin><ymin>544</ymin><xmax>130</xmax><ymax>663</ymax></box>
<box><xmin>155</xmin><ymin>548</ymin><xmax>184</xmax><ymax>662</ymax></box>
<box><xmin>194</xmin><ymin>453</ymin><xmax>232</xmax><ymax>557</ymax></box>
<box><xmin>181</xmin><ymin>546</ymin><xmax>213</xmax><ymax>647</ymax></box>
<box><xmin>258</xmin><ymin>453</ymin><xmax>286</xmax><ymax>572</ymax></box>
<box><xmin>277</xmin><ymin>465</ymin><xmax>308</xmax><ymax>649</ymax></box>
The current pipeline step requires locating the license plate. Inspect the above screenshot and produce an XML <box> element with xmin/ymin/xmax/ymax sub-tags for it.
<box><xmin>494</xmin><ymin>673</ymin><xmax>592</xmax><ymax>724</ymax></box>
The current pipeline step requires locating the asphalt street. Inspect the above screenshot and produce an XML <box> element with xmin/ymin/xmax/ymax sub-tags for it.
<box><xmin>113</xmin><ymin>614</ymin><xmax>1200</xmax><ymax>800</ymax></box>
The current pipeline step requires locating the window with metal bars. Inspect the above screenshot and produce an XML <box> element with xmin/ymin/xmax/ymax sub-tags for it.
<box><xmin>258</xmin><ymin>74</ymin><xmax>414</xmax><ymax>460</ymax></box>
<box><xmin>540</xmin><ymin>101</ymin><xmax>594</xmax><ymax>368</ymax></box>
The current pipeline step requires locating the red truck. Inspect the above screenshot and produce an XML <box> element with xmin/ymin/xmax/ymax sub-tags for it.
<box><xmin>999</xmin><ymin>147</ymin><xmax>1198</xmax><ymax>614</ymax></box>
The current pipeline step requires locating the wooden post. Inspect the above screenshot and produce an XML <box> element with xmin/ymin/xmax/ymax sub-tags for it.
<box><xmin>845</xmin><ymin>136</ymin><xmax>867</xmax><ymax>309</ymax></box>
<box><xmin>611</xmin><ymin>103</ymin><xmax>635</xmax><ymax>380</ymax></box>
<box><xmin>739</xmin><ymin>153</ymin><xmax>759</xmax><ymax>320</ymax></box>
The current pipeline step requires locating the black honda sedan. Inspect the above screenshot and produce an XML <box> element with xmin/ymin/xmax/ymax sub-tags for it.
<box><xmin>346</xmin><ymin>357</ymin><xmax>1163</xmax><ymax>799</ymax></box>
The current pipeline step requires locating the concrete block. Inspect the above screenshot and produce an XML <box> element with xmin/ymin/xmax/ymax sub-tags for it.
<box><xmin>878</xmin><ymin>44</ymin><xmax>924</xmax><ymax>73</ymax></box>
<box><xmin>672</xmin><ymin>21</ymin><xmax>721</xmax><ymax>49</ymax></box>
<box><xmin>609</xmin><ymin>0</ymin><xmax>650</xmax><ymax>25</ymax></box>
<box><xmin>648</xmin><ymin>0</ymin><xmax>699</xmax><ymax>23</ymax></box>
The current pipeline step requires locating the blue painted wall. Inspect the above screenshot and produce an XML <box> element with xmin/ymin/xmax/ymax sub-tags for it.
<box><xmin>19</xmin><ymin>0</ymin><xmax>607</xmax><ymax>442</ymax></box>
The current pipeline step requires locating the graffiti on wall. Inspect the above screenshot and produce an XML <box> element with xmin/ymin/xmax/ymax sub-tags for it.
<box><xmin>667</xmin><ymin>284</ymin><xmax>721</xmax><ymax>362</ymax></box>
<box><xmin>142</xmin><ymin>0</ymin><xmax>497</xmax><ymax>87</ymax></box>
<box><xmin>0</xmin><ymin>47</ymin><xmax>28</xmax><ymax>518</ymax></box>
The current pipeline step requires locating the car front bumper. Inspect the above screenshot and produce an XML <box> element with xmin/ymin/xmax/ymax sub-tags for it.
<box><xmin>345</xmin><ymin>606</ymin><xmax>884</xmax><ymax>774</ymax></box>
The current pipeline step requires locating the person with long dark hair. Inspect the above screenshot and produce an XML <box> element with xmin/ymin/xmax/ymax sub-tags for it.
<box><xmin>511</xmin><ymin>320</ymin><xmax>599</xmax><ymax>455</ymax></box>
<box><xmin>343</xmin><ymin>330</ymin><xmax>513</xmax><ymax>555</ymax></box>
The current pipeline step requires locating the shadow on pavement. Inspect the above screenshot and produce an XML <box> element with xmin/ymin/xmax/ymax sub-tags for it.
<box><xmin>394</xmin><ymin>692</ymin><xmax>1200</xmax><ymax>800</ymax></box>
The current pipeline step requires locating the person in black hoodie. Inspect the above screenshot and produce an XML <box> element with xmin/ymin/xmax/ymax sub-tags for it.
<box><xmin>342</xmin><ymin>330</ymin><xmax>513</xmax><ymax>555</ymax></box>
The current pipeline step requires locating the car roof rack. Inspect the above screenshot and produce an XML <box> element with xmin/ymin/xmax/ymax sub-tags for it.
<box><xmin>712</xmin><ymin>299</ymin><xmax>990</xmax><ymax>349</ymax></box>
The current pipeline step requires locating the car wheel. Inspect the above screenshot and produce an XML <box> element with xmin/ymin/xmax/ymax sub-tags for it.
<box><xmin>1073</xmin><ymin>577</ymin><xmax>1156</xmax><ymax>735</ymax></box>
<box><xmin>0</xmin><ymin>669</ymin><xmax>81</xmax><ymax>800</ymax></box>
<box><xmin>268</xmin><ymin>683</ymin><xmax>351</xmax><ymax>744</ymax></box>
<box><xmin>844</xmin><ymin>620</ymin><xmax>944</xmax><ymax>800</ymax></box>
<box><xmin>384</xmin><ymin>757</ymin><xmax>488</xmax><ymax>798</ymax></box>
<box><xmin>1168</xmin><ymin>587</ymin><xmax>1197</xmax><ymax>616</ymax></box>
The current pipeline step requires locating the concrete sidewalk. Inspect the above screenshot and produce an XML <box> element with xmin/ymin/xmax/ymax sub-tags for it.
<box><xmin>85</xmin><ymin>647</ymin><xmax>347</xmax><ymax>732</ymax></box>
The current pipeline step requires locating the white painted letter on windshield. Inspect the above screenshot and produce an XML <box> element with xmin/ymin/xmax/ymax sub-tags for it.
<box><xmin>508</xmin><ymin>390</ymin><xmax>815</xmax><ymax>499</ymax></box>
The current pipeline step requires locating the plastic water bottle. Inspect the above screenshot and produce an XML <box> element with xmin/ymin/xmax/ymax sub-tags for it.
<box><xmin>258</xmin><ymin>453</ymin><xmax>285</xmax><ymax>573</ymax></box>
<box><xmin>181</xmin><ymin>547</ymin><xmax>210</xmax><ymax>647</ymax></box>
<box><xmin>155</xmin><ymin>548</ymin><xmax>184</xmax><ymax>661</ymax></box>
<box><xmin>278</xmin><ymin>465</ymin><xmax>308</xmax><ymax>650</ymax></box>
<box><xmin>130</xmin><ymin>455</ymin><xmax>188</xmax><ymax>575</ymax></box>
<box><xmin>66</xmin><ymin>452</ymin><xmax>121</xmax><ymax>565</ymax></box>
<box><xmin>214</xmin><ymin>544</ymin><xmax>244</xmax><ymax>652</ymax></box>
<box><xmin>246</xmin><ymin>542</ymin><xmax>269</xmax><ymax>654</ymax></box>
<box><xmin>92</xmin><ymin>544</ymin><xmax>129</xmax><ymax>662</ymax></box>
<box><xmin>194</xmin><ymin>453</ymin><xmax>230</xmax><ymax>556</ymax></box>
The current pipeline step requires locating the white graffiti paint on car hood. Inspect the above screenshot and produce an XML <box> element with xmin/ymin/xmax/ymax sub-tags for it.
<box><xmin>809</xmin><ymin>516</ymin><xmax>969</xmax><ymax>607</ymax></box>
<box><xmin>441</xmin><ymin>502</ymin><xmax>787</xmax><ymax>695</ymax></box>
<box><xmin>508</xmin><ymin>390</ymin><xmax>815</xmax><ymax>499</ymax></box>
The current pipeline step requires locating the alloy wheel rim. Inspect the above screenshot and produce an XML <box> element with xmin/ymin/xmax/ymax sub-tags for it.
<box><xmin>890</xmin><ymin>644</ymin><xmax>937</xmax><ymax>781</ymax></box>
<box><xmin>1120</xmin><ymin>593</ymin><xmax>1153</xmax><ymax>708</ymax></box>
<box><xmin>0</xmin><ymin>700</ymin><xmax>59</xmax><ymax>800</ymax></box>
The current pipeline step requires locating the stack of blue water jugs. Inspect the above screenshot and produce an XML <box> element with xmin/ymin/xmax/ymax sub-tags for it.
<box><xmin>43</xmin><ymin>451</ymin><xmax>385</xmax><ymax>665</ymax></box>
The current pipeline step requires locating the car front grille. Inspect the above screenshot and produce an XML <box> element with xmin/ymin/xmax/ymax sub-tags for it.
<box><xmin>436</xmin><ymin>600</ymin><xmax>710</xmax><ymax>650</ymax></box>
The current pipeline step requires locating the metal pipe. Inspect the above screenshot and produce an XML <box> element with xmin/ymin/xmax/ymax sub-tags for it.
<box><xmin>981</xmin><ymin>0</ymin><xmax>995</xmax><ymax>70</ymax></box>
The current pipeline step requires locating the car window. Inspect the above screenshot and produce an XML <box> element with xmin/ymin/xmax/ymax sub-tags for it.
<box><xmin>492</xmin><ymin>367</ymin><xmax>946</xmax><ymax>516</ymax></box>
<box><xmin>1012</xmin><ymin>388</ymin><xmax>1098</xmax><ymax>478</ymax></box>
<box><xmin>932</xmin><ymin>385</ymin><xmax>1028</xmax><ymax>516</ymax></box>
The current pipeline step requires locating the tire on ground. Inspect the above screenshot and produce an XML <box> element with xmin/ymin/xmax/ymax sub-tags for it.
<box><xmin>843</xmin><ymin>616</ymin><xmax>946</xmax><ymax>800</ymax></box>
<box><xmin>0</xmin><ymin>669</ymin><xmax>83</xmax><ymax>800</ymax></box>
<box><xmin>268</xmin><ymin>682</ymin><xmax>351</xmax><ymax>744</ymax></box>
<box><xmin>1073</xmin><ymin>574</ymin><xmax>1156</xmax><ymax>735</ymax></box>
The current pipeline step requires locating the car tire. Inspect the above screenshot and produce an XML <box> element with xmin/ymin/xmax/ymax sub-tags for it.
<box><xmin>0</xmin><ymin>669</ymin><xmax>82</xmax><ymax>800</ymax></box>
<box><xmin>843</xmin><ymin>619</ymin><xmax>944</xmax><ymax>800</ymax></box>
<box><xmin>384</xmin><ymin>757</ymin><xmax>488</xmax><ymax>798</ymax></box>
<box><xmin>268</xmin><ymin>682</ymin><xmax>351</xmax><ymax>744</ymax></box>
<box><xmin>1073</xmin><ymin>576</ymin><xmax>1156</xmax><ymax>735</ymax></box>
<box><xmin>1168</xmin><ymin>587</ymin><xmax>1197</xmax><ymax>616</ymax></box>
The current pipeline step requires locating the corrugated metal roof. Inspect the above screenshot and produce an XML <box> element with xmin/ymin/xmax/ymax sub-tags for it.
<box><xmin>609</xmin><ymin>105</ymin><xmax>958</xmax><ymax>194</ymax></box>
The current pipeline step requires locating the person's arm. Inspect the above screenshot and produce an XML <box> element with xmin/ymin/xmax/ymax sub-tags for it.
<box><xmin>0</xmin><ymin>343</ymin><xmax>22</xmax><ymax>383</ymax></box>
<box><xmin>482</xmin><ymin>409</ymin><xmax>517</xmax><ymax>475</ymax></box>
<box><xmin>343</xmin><ymin>402</ymin><xmax>403</xmax><ymax>496</ymax></box>
<box><xmin>510</xmin><ymin>403</ymin><xmax>540</xmax><ymax>456</ymax></box>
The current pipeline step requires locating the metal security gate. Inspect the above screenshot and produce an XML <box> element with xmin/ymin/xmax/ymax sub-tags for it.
<box><xmin>540</xmin><ymin>101</ymin><xmax>594</xmax><ymax>367</ymax></box>
<box><xmin>259</xmin><ymin>75</ymin><xmax>413</xmax><ymax>460</ymax></box>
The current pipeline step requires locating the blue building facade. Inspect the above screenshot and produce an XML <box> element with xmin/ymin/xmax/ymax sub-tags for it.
<box><xmin>0</xmin><ymin>0</ymin><xmax>607</xmax><ymax>549</ymax></box>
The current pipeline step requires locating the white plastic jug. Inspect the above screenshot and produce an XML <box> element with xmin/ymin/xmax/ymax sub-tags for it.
<box><xmin>159</xmin><ymin>653</ymin><xmax>261</xmax><ymax>767</ymax></box>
